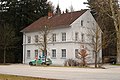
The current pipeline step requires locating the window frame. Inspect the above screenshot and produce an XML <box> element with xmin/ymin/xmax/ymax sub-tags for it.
<box><xmin>35</xmin><ymin>35</ymin><xmax>38</xmax><ymax>43</ymax></box>
<box><xmin>27</xmin><ymin>36</ymin><xmax>31</xmax><ymax>43</ymax></box>
<box><xmin>75</xmin><ymin>32</ymin><xmax>78</xmax><ymax>41</ymax></box>
<box><xmin>81</xmin><ymin>20</ymin><xmax>83</xmax><ymax>26</ymax></box>
<box><xmin>75</xmin><ymin>49</ymin><xmax>79</xmax><ymax>58</ymax></box>
<box><xmin>27</xmin><ymin>50</ymin><xmax>31</xmax><ymax>59</ymax></box>
<box><xmin>52</xmin><ymin>33</ymin><xmax>56</xmax><ymax>42</ymax></box>
<box><xmin>61</xmin><ymin>49</ymin><xmax>66</xmax><ymax>58</ymax></box>
<box><xmin>81</xmin><ymin>33</ymin><xmax>84</xmax><ymax>42</ymax></box>
<box><xmin>35</xmin><ymin>49</ymin><xmax>38</xmax><ymax>58</ymax></box>
<box><xmin>62</xmin><ymin>33</ymin><xmax>66</xmax><ymax>41</ymax></box>
<box><xmin>52</xmin><ymin>49</ymin><xmax>56</xmax><ymax>58</ymax></box>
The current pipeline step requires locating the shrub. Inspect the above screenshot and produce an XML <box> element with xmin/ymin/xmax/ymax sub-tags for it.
<box><xmin>64</xmin><ymin>59</ymin><xmax>81</xmax><ymax>66</ymax></box>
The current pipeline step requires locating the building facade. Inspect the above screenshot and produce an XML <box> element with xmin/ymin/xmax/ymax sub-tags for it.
<box><xmin>21</xmin><ymin>10</ymin><xmax>102</xmax><ymax>65</ymax></box>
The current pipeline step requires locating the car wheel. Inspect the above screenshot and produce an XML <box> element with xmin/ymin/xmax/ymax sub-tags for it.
<box><xmin>42</xmin><ymin>62</ymin><xmax>45</xmax><ymax>65</ymax></box>
<box><xmin>46</xmin><ymin>64</ymin><xmax>50</xmax><ymax>66</ymax></box>
<box><xmin>29</xmin><ymin>62</ymin><xmax>33</xmax><ymax>66</ymax></box>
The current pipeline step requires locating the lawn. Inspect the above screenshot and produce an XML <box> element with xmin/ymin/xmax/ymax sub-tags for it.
<box><xmin>0</xmin><ymin>74</ymin><xmax>56</xmax><ymax>80</ymax></box>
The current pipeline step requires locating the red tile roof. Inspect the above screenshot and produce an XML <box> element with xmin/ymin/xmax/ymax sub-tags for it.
<box><xmin>21</xmin><ymin>10</ymin><xmax>87</xmax><ymax>32</ymax></box>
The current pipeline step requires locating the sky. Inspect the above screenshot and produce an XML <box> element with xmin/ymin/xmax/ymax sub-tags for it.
<box><xmin>48</xmin><ymin>0</ymin><xmax>88</xmax><ymax>11</ymax></box>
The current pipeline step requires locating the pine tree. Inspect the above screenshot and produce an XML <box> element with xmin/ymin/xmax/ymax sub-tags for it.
<box><xmin>55</xmin><ymin>4</ymin><xmax>61</xmax><ymax>15</ymax></box>
<box><xmin>0</xmin><ymin>0</ymin><xmax>54</xmax><ymax>63</ymax></box>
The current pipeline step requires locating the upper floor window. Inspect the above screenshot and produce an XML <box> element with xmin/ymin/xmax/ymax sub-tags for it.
<box><xmin>75</xmin><ymin>49</ymin><xmax>79</xmax><ymax>58</ymax></box>
<box><xmin>52</xmin><ymin>49</ymin><xmax>56</xmax><ymax>58</ymax></box>
<box><xmin>35</xmin><ymin>35</ymin><xmax>38</xmax><ymax>43</ymax></box>
<box><xmin>27</xmin><ymin>50</ymin><xmax>30</xmax><ymax>58</ymax></box>
<box><xmin>27</xmin><ymin>36</ymin><xmax>31</xmax><ymax>43</ymax></box>
<box><xmin>81</xmin><ymin>33</ymin><xmax>84</xmax><ymax>42</ymax></box>
<box><xmin>35</xmin><ymin>50</ymin><xmax>38</xmax><ymax>58</ymax></box>
<box><xmin>52</xmin><ymin>34</ymin><xmax>56</xmax><ymax>42</ymax></box>
<box><xmin>75</xmin><ymin>32</ymin><xmax>78</xmax><ymax>41</ymax></box>
<box><xmin>62</xmin><ymin>33</ymin><xmax>66</xmax><ymax>41</ymax></box>
<box><xmin>81</xmin><ymin>20</ymin><xmax>83</xmax><ymax>26</ymax></box>
<box><xmin>62</xmin><ymin>49</ymin><xmax>66</xmax><ymax>58</ymax></box>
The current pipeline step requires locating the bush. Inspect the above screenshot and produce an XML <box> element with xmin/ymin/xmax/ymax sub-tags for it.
<box><xmin>64</xmin><ymin>59</ymin><xmax>81</xmax><ymax>66</ymax></box>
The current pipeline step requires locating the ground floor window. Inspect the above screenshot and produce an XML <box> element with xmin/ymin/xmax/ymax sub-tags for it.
<box><xmin>35</xmin><ymin>50</ymin><xmax>38</xmax><ymax>58</ymax></box>
<box><xmin>62</xmin><ymin>49</ymin><xmax>66</xmax><ymax>58</ymax></box>
<box><xmin>27</xmin><ymin>50</ymin><xmax>30</xmax><ymax>59</ymax></box>
<box><xmin>75</xmin><ymin>49</ymin><xmax>79</xmax><ymax>58</ymax></box>
<box><xmin>52</xmin><ymin>49</ymin><xmax>56</xmax><ymax>58</ymax></box>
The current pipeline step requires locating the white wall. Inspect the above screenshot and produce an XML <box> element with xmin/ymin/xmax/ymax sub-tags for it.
<box><xmin>22</xmin><ymin>10</ymin><xmax>102</xmax><ymax>65</ymax></box>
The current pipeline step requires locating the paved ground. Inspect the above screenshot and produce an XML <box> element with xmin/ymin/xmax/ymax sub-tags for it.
<box><xmin>0</xmin><ymin>64</ymin><xmax>120</xmax><ymax>80</ymax></box>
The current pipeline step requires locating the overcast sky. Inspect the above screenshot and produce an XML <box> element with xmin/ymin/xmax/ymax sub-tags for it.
<box><xmin>48</xmin><ymin>0</ymin><xmax>88</xmax><ymax>11</ymax></box>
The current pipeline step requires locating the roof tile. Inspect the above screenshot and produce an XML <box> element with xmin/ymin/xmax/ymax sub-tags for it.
<box><xmin>21</xmin><ymin>10</ymin><xmax>87</xmax><ymax>32</ymax></box>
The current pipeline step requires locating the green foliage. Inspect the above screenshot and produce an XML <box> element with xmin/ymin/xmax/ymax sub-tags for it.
<box><xmin>0</xmin><ymin>0</ymin><xmax>53</xmax><ymax>63</ymax></box>
<box><xmin>0</xmin><ymin>24</ymin><xmax>19</xmax><ymax>49</ymax></box>
<box><xmin>0</xmin><ymin>23</ymin><xmax>19</xmax><ymax>63</ymax></box>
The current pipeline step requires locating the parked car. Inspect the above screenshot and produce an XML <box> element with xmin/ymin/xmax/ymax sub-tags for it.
<box><xmin>29</xmin><ymin>57</ymin><xmax>52</xmax><ymax>66</ymax></box>
<box><xmin>109</xmin><ymin>56</ymin><xmax>116</xmax><ymax>64</ymax></box>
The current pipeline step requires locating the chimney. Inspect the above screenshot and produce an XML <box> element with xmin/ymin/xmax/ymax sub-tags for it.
<box><xmin>48</xmin><ymin>12</ymin><xmax>53</xmax><ymax>19</ymax></box>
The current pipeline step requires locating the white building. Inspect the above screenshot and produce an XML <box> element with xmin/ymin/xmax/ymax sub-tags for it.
<box><xmin>21</xmin><ymin>10</ymin><xmax>102</xmax><ymax>65</ymax></box>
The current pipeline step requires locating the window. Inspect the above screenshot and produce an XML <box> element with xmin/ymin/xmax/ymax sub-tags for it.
<box><xmin>35</xmin><ymin>50</ymin><xmax>38</xmax><ymax>58</ymax></box>
<box><xmin>75</xmin><ymin>32</ymin><xmax>78</xmax><ymax>41</ymax></box>
<box><xmin>52</xmin><ymin>34</ymin><xmax>56</xmax><ymax>42</ymax></box>
<box><xmin>27</xmin><ymin>50</ymin><xmax>30</xmax><ymax>58</ymax></box>
<box><xmin>81</xmin><ymin>33</ymin><xmax>84</xmax><ymax>42</ymax></box>
<box><xmin>62</xmin><ymin>33</ymin><xmax>66</xmax><ymax>41</ymax></box>
<box><xmin>81</xmin><ymin>20</ymin><xmax>83</xmax><ymax>26</ymax></box>
<box><xmin>62</xmin><ymin>49</ymin><xmax>66</xmax><ymax>58</ymax></box>
<box><xmin>35</xmin><ymin>35</ymin><xmax>38</xmax><ymax>43</ymax></box>
<box><xmin>75</xmin><ymin>49</ymin><xmax>79</xmax><ymax>58</ymax></box>
<box><xmin>27</xmin><ymin>36</ymin><xmax>31</xmax><ymax>43</ymax></box>
<box><xmin>52</xmin><ymin>49</ymin><xmax>56</xmax><ymax>58</ymax></box>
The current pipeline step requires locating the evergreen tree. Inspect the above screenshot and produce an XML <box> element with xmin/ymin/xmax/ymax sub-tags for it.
<box><xmin>65</xmin><ymin>8</ymin><xmax>69</xmax><ymax>13</ymax></box>
<box><xmin>55</xmin><ymin>4</ymin><xmax>61</xmax><ymax>15</ymax></box>
<box><xmin>0</xmin><ymin>0</ymin><xmax>53</xmax><ymax>63</ymax></box>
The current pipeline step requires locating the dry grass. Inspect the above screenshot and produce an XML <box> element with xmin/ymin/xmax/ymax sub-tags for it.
<box><xmin>0</xmin><ymin>74</ymin><xmax>56</xmax><ymax>80</ymax></box>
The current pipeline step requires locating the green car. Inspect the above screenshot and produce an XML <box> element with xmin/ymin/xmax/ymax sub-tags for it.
<box><xmin>29</xmin><ymin>57</ymin><xmax>52</xmax><ymax>66</ymax></box>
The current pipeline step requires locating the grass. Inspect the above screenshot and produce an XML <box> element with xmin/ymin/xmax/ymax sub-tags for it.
<box><xmin>0</xmin><ymin>74</ymin><xmax>56</xmax><ymax>80</ymax></box>
<box><xmin>112</xmin><ymin>64</ymin><xmax>120</xmax><ymax>66</ymax></box>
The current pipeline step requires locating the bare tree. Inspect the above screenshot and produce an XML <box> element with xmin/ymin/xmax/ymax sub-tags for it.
<box><xmin>78</xmin><ymin>46</ymin><xmax>88</xmax><ymax>67</ymax></box>
<box><xmin>0</xmin><ymin>23</ymin><xmax>19</xmax><ymax>64</ymax></box>
<box><xmin>87</xmin><ymin>0</ymin><xmax>120</xmax><ymax>64</ymax></box>
<box><xmin>36</xmin><ymin>26</ymin><xmax>51</xmax><ymax>64</ymax></box>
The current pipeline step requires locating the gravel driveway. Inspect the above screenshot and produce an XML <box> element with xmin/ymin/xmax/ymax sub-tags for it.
<box><xmin>0</xmin><ymin>64</ymin><xmax>120</xmax><ymax>80</ymax></box>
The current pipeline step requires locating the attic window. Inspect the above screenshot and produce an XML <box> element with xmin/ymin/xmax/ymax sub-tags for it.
<box><xmin>81</xmin><ymin>20</ymin><xmax>83</xmax><ymax>26</ymax></box>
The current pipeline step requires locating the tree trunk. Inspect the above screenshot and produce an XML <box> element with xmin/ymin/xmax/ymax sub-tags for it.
<box><xmin>3</xmin><ymin>47</ymin><xmax>6</xmax><ymax>64</ymax></box>
<box><xmin>117</xmin><ymin>31</ymin><xmax>120</xmax><ymax>63</ymax></box>
<box><xmin>116</xmin><ymin>9</ymin><xmax>120</xmax><ymax>64</ymax></box>
<box><xmin>44</xmin><ymin>33</ymin><xmax>47</xmax><ymax>64</ymax></box>
<box><xmin>95</xmin><ymin>52</ymin><xmax>98</xmax><ymax>68</ymax></box>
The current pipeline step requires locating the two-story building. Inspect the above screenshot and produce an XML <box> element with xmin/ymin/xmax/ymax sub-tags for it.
<box><xmin>21</xmin><ymin>10</ymin><xmax>102</xmax><ymax>65</ymax></box>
